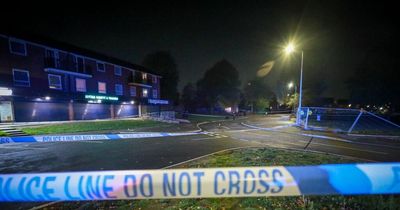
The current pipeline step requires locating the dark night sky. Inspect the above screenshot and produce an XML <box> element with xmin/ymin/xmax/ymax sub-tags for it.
<box><xmin>1</xmin><ymin>1</ymin><xmax>397</xmax><ymax>99</ymax></box>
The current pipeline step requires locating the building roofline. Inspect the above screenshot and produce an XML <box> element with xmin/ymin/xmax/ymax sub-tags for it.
<box><xmin>0</xmin><ymin>31</ymin><xmax>161</xmax><ymax>77</ymax></box>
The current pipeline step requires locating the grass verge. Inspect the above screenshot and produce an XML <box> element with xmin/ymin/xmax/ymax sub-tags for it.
<box><xmin>21</xmin><ymin>119</ymin><xmax>168</xmax><ymax>135</ymax></box>
<box><xmin>54</xmin><ymin>147</ymin><xmax>400</xmax><ymax>209</ymax></box>
<box><xmin>0</xmin><ymin>130</ymin><xmax>7</xmax><ymax>136</ymax></box>
<box><xmin>186</xmin><ymin>114</ymin><xmax>228</xmax><ymax>123</ymax></box>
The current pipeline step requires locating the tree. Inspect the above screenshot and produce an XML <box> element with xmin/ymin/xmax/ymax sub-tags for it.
<box><xmin>286</xmin><ymin>93</ymin><xmax>298</xmax><ymax>109</ymax></box>
<box><xmin>142</xmin><ymin>51</ymin><xmax>179</xmax><ymax>103</ymax></box>
<box><xmin>196</xmin><ymin>60</ymin><xmax>241</xmax><ymax>112</ymax></box>
<box><xmin>243</xmin><ymin>78</ymin><xmax>276</xmax><ymax>112</ymax></box>
<box><xmin>181</xmin><ymin>83</ymin><xmax>196</xmax><ymax>112</ymax></box>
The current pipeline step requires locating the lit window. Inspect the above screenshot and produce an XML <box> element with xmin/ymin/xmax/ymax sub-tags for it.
<box><xmin>115</xmin><ymin>84</ymin><xmax>123</xmax><ymax>95</ymax></box>
<box><xmin>114</xmin><ymin>66</ymin><xmax>122</xmax><ymax>76</ymax></box>
<box><xmin>142</xmin><ymin>73</ymin><xmax>147</xmax><ymax>80</ymax></box>
<box><xmin>76</xmin><ymin>78</ymin><xmax>86</xmax><ymax>92</ymax></box>
<box><xmin>9</xmin><ymin>39</ymin><xmax>27</xmax><ymax>56</ymax></box>
<box><xmin>142</xmin><ymin>88</ymin><xmax>148</xmax><ymax>98</ymax></box>
<box><xmin>152</xmin><ymin>89</ymin><xmax>158</xmax><ymax>98</ymax></box>
<box><xmin>98</xmin><ymin>82</ymin><xmax>107</xmax><ymax>94</ymax></box>
<box><xmin>130</xmin><ymin>86</ymin><xmax>137</xmax><ymax>97</ymax></box>
<box><xmin>97</xmin><ymin>62</ymin><xmax>105</xmax><ymax>72</ymax></box>
<box><xmin>12</xmin><ymin>69</ymin><xmax>30</xmax><ymax>87</ymax></box>
<box><xmin>48</xmin><ymin>74</ymin><xmax>62</xmax><ymax>90</ymax></box>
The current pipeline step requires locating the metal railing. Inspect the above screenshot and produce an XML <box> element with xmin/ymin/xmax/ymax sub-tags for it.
<box><xmin>143</xmin><ymin>111</ymin><xmax>176</xmax><ymax>122</ymax></box>
<box><xmin>44</xmin><ymin>57</ymin><xmax>93</xmax><ymax>75</ymax></box>
<box><xmin>298</xmin><ymin>107</ymin><xmax>400</xmax><ymax>135</ymax></box>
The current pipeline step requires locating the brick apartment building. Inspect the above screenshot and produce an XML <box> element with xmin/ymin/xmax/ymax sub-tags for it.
<box><xmin>0</xmin><ymin>33</ymin><xmax>169</xmax><ymax>122</ymax></box>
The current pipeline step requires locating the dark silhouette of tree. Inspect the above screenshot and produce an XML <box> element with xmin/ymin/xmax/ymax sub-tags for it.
<box><xmin>243</xmin><ymin>78</ymin><xmax>277</xmax><ymax>111</ymax></box>
<box><xmin>181</xmin><ymin>83</ymin><xmax>196</xmax><ymax>112</ymax></box>
<box><xmin>196</xmin><ymin>60</ymin><xmax>241</xmax><ymax>112</ymax></box>
<box><xmin>142</xmin><ymin>51</ymin><xmax>179</xmax><ymax>103</ymax></box>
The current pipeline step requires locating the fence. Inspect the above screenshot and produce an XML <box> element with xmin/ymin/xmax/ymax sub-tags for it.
<box><xmin>143</xmin><ymin>111</ymin><xmax>176</xmax><ymax>123</ymax></box>
<box><xmin>298</xmin><ymin>107</ymin><xmax>400</xmax><ymax>135</ymax></box>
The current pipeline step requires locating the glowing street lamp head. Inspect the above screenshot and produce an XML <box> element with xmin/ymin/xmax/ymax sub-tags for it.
<box><xmin>288</xmin><ymin>82</ymin><xmax>294</xmax><ymax>89</ymax></box>
<box><xmin>284</xmin><ymin>43</ymin><xmax>295</xmax><ymax>54</ymax></box>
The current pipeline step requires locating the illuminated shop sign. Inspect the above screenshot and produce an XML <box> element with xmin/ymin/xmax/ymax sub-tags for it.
<box><xmin>0</xmin><ymin>87</ymin><xmax>12</xmax><ymax>96</ymax></box>
<box><xmin>85</xmin><ymin>94</ymin><xmax>118</xmax><ymax>101</ymax></box>
<box><xmin>148</xmin><ymin>99</ymin><xmax>169</xmax><ymax>105</ymax></box>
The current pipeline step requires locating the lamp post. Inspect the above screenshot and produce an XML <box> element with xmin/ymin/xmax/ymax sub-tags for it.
<box><xmin>284</xmin><ymin>43</ymin><xmax>304</xmax><ymax>125</ymax></box>
<box><xmin>287</xmin><ymin>81</ymin><xmax>297</xmax><ymax>94</ymax></box>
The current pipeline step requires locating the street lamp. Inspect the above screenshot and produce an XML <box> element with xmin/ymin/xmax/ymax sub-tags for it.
<box><xmin>287</xmin><ymin>82</ymin><xmax>294</xmax><ymax>89</ymax></box>
<box><xmin>284</xmin><ymin>43</ymin><xmax>295</xmax><ymax>54</ymax></box>
<box><xmin>284</xmin><ymin>43</ymin><xmax>304</xmax><ymax>125</ymax></box>
<box><xmin>287</xmin><ymin>81</ymin><xmax>297</xmax><ymax>94</ymax></box>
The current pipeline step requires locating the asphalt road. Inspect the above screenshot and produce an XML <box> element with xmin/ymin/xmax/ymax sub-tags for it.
<box><xmin>1</xmin><ymin>114</ymin><xmax>400</xmax><ymax>209</ymax></box>
<box><xmin>207</xmin><ymin>114</ymin><xmax>400</xmax><ymax>162</ymax></box>
<box><xmin>1</xmin><ymin>114</ymin><xmax>399</xmax><ymax>175</ymax></box>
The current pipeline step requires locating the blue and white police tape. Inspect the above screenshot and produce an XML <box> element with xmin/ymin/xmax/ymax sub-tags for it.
<box><xmin>0</xmin><ymin>132</ymin><xmax>199</xmax><ymax>144</ymax></box>
<box><xmin>1</xmin><ymin>163</ymin><xmax>399</xmax><ymax>201</ymax></box>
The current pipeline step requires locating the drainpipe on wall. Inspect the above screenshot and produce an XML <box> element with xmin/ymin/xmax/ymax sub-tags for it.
<box><xmin>68</xmin><ymin>102</ymin><xmax>74</xmax><ymax>121</ymax></box>
<box><xmin>110</xmin><ymin>104</ymin><xmax>115</xmax><ymax>119</ymax></box>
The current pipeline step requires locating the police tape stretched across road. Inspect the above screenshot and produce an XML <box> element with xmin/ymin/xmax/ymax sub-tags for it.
<box><xmin>0</xmin><ymin>132</ymin><xmax>200</xmax><ymax>144</ymax></box>
<box><xmin>0</xmin><ymin>163</ymin><xmax>399</xmax><ymax>201</ymax></box>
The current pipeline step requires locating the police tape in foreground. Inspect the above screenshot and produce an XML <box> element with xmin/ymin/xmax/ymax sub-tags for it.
<box><xmin>1</xmin><ymin>163</ymin><xmax>399</xmax><ymax>201</ymax></box>
<box><xmin>0</xmin><ymin>132</ymin><xmax>199</xmax><ymax>144</ymax></box>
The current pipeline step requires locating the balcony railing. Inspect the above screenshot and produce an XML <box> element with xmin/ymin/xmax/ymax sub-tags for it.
<box><xmin>44</xmin><ymin>57</ymin><xmax>92</xmax><ymax>75</ymax></box>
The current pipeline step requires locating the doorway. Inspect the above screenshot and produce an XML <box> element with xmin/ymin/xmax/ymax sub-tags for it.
<box><xmin>0</xmin><ymin>101</ymin><xmax>14</xmax><ymax>122</ymax></box>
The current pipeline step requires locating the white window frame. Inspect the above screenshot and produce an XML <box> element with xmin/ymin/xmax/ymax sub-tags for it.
<box><xmin>96</xmin><ymin>62</ymin><xmax>105</xmax><ymax>72</ymax></box>
<box><xmin>9</xmin><ymin>38</ymin><xmax>27</xmax><ymax>56</ymax></box>
<box><xmin>115</xmin><ymin>84</ymin><xmax>123</xmax><ymax>96</ymax></box>
<box><xmin>152</xmin><ymin>89</ymin><xmax>158</xmax><ymax>98</ymax></box>
<box><xmin>12</xmin><ymin>69</ymin><xmax>30</xmax><ymax>87</ymax></box>
<box><xmin>98</xmin><ymin>82</ymin><xmax>107</xmax><ymax>94</ymax></box>
<box><xmin>130</xmin><ymin>86</ymin><xmax>136</xmax><ymax>97</ymax></box>
<box><xmin>48</xmin><ymin>74</ymin><xmax>62</xmax><ymax>90</ymax></box>
<box><xmin>75</xmin><ymin>78</ymin><xmax>87</xmax><ymax>92</ymax></box>
<box><xmin>114</xmin><ymin>66</ymin><xmax>122</xmax><ymax>76</ymax></box>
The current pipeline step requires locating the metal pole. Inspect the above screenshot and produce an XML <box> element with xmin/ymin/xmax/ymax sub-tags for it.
<box><xmin>347</xmin><ymin>110</ymin><xmax>363</xmax><ymax>134</ymax></box>
<box><xmin>304</xmin><ymin>107</ymin><xmax>310</xmax><ymax>129</ymax></box>
<box><xmin>296</xmin><ymin>50</ymin><xmax>304</xmax><ymax>125</ymax></box>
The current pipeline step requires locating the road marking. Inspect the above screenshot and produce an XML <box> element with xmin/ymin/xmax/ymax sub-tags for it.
<box><xmin>300</xmin><ymin>133</ymin><xmax>400</xmax><ymax>149</ymax></box>
<box><xmin>230</xmin><ymin>137</ymin><xmax>377</xmax><ymax>162</ymax></box>
<box><xmin>221</xmin><ymin>126</ymin><xmax>230</xmax><ymax>130</ymax></box>
<box><xmin>348</xmin><ymin>133</ymin><xmax>400</xmax><ymax>139</ymax></box>
<box><xmin>241</xmin><ymin>122</ymin><xmax>295</xmax><ymax>131</ymax></box>
<box><xmin>192</xmin><ymin>133</ymin><xmax>229</xmax><ymax>140</ymax></box>
<box><xmin>191</xmin><ymin>137</ymin><xmax>219</xmax><ymax>141</ymax></box>
<box><xmin>300</xmin><ymin>133</ymin><xmax>349</xmax><ymax>141</ymax></box>
<box><xmin>226</xmin><ymin>129</ymin><xmax>258</xmax><ymax>133</ymax></box>
<box><xmin>242</xmin><ymin>122</ymin><xmax>400</xmax><ymax>150</ymax></box>
<box><xmin>238</xmin><ymin>130</ymin><xmax>387</xmax><ymax>155</ymax></box>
